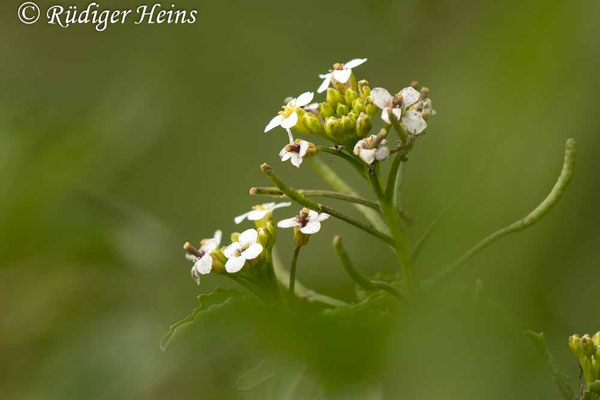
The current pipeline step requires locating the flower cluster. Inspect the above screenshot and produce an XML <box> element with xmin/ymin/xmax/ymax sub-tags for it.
<box><xmin>263</xmin><ymin>58</ymin><xmax>435</xmax><ymax>167</ymax></box>
<box><xmin>569</xmin><ymin>332</ymin><xmax>600</xmax><ymax>387</ymax></box>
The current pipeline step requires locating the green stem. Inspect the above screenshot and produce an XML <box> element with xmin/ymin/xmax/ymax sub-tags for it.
<box><xmin>316</xmin><ymin>145</ymin><xmax>368</xmax><ymax>177</ymax></box>
<box><xmin>333</xmin><ymin>236</ymin><xmax>407</xmax><ymax>302</ymax></box>
<box><xmin>385</xmin><ymin>153</ymin><xmax>403</xmax><ymax>203</ymax></box>
<box><xmin>288</xmin><ymin>246</ymin><xmax>301</xmax><ymax>303</ymax></box>
<box><xmin>308</xmin><ymin>158</ymin><xmax>389</xmax><ymax>234</ymax></box>
<box><xmin>369</xmin><ymin>167</ymin><xmax>416</xmax><ymax>291</ymax></box>
<box><xmin>250</xmin><ymin>187</ymin><xmax>381</xmax><ymax>211</ymax></box>
<box><xmin>261</xmin><ymin>163</ymin><xmax>394</xmax><ymax>245</ymax></box>
<box><xmin>271</xmin><ymin>247</ymin><xmax>347</xmax><ymax>307</ymax></box>
<box><xmin>427</xmin><ymin>138</ymin><xmax>576</xmax><ymax>286</ymax></box>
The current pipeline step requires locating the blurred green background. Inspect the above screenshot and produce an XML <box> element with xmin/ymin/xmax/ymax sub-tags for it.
<box><xmin>1</xmin><ymin>0</ymin><xmax>599</xmax><ymax>398</ymax></box>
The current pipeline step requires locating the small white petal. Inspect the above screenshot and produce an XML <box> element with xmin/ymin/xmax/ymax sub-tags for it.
<box><xmin>281</xmin><ymin>112</ymin><xmax>298</xmax><ymax>129</ymax></box>
<box><xmin>400</xmin><ymin>87</ymin><xmax>421</xmax><ymax>108</ymax></box>
<box><xmin>300</xmin><ymin>221</ymin><xmax>321</xmax><ymax>234</ymax></box>
<box><xmin>402</xmin><ymin>111</ymin><xmax>427</xmax><ymax>135</ymax></box>
<box><xmin>290</xmin><ymin>154</ymin><xmax>303</xmax><ymax>168</ymax></box>
<box><xmin>277</xmin><ymin>217</ymin><xmax>300</xmax><ymax>228</ymax></box>
<box><xmin>271</xmin><ymin>202</ymin><xmax>292</xmax><ymax>210</ymax></box>
<box><xmin>343</xmin><ymin>58</ymin><xmax>367</xmax><ymax>69</ymax></box>
<box><xmin>223</xmin><ymin>242</ymin><xmax>242</xmax><ymax>258</ymax></box>
<box><xmin>332</xmin><ymin>69</ymin><xmax>352</xmax><ymax>83</ymax></box>
<box><xmin>265</xmin><ymin>114</ymin><xmax>284</xmax><ymax>133</ymax></box>
<box><xmin>201</xmin><ymin>239</ymin><xmax>218</xmax><ymax>254</ymax></box>
<box><xmin>358</xmin><ymin>148</ymin><xmax>377</xmax><ymax>164</ymax></box>
<box><xmin>247</xmin><ymin>209</ymin><xmax>268</xmax><ymax>221</ymax></box>
<box><xmin>195</xmin><ymin>255</ymin><xmax>213</xmax><ymax>275</ymax></box>
<box><xmin>280</xmin><ymin>149</ymin><xmax>292</xmax><ymax>162</ymax></box>
<box><xmin>299</xmin><ymin>141</ymin><xmax>310</xmax><ymax>157</ymax></box>
<box><xmin>304</xmin><ymin>103</ymin><xmax>319</xmax><ymax>112</ymax></box>
<box><xmin>295</xmin><ymin>92</ymin><xmax>314</xmax><ymax>108</ymax></box>
<box><xmin>370</xmin><ymin>88</ymin><xmax>393</xmax><ymax>109</ymax></box>
<box><xmin>241</xmin><ymin>243</ymin><xmax>263</xmax><ymax>260</ymax></box>
<box><xmin>353</xmin><ymin>139</ymin><xmax>367</xmax><ymax>155</ymax></box>
<box><xmin>375</xmin><ymin>145</ymin><xmax>390</xmax><ymax>161</ymax></box>
<box><xmin>213</xmin><ymin>230</ymin><xmax>222</xmax><ymax>246</ymax></box>
<box><xmin>380</xmin><ymin>108</ymin><xmax>391</xmax><ymax>124</ymax></box>
<box><xmin>238</xmin><ymin>228</ymin><xmax>258</xmax><ymax>247</ymax></box>
<box><xmin>317</xmin><ymin>74</ymin><xmax>332</xmax><ymax>93</ymax></box>
<box><xmin>316</xmin><ymin>213</ymin><xmax>330</xmax><ymax>222</ymax></box>
<box><xmin>234</xmin><ymin>211</ymin><xmax>251</xmax><ymax>225</ymax></box>
<box><xmin>225</xmin><ymin>256</ymin><xmax>246</xmax><ymax>273</ymax></box>
<box><xmin>307</xmin><ymin>210</ymin><xmax>319</xmax><ymax>221</ymax></box>
<box><xmin>185</xmin><ymin>253</ymin><xmax>196</xmax><ymax>261</ymax></box>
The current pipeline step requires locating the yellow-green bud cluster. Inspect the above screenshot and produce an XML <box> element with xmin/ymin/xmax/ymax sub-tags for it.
<box><xmin>312</xmin><ymin>80</ymin><xmax>376</xmax><ymax>147</ymax></box>
<box><xmin>569</xmin><ymin>332</ymin><xmax>600</xmax><ymax>387</ymax></box>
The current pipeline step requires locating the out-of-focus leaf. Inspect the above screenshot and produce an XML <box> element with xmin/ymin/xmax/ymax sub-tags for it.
<box><xmin>160</xmin><ymin>288</ymin><xmax>246</xmax><ymax>351</ymax></box>
<box><xmin>236</xmin><ymin>359</ymin><xmax>275</xmax><ymax>391</ymax></box>
<box><xmin>525</xmin><ymin>331</ymin><xmax>574</xmax><ymax>400</ymax></box>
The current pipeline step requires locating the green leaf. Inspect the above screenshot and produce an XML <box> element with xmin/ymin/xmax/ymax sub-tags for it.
<box><xmin>236</xmin><ymin>359</ymin><xmax>275</xmax><ymax>391</ymax></box>
<box><xmin>524</xmin><ymin>330</ymin><xmax>574</xmax><ymax>400</ymax></box>
<box><xmin>160</xmin><ymin>288</ymin><xmax>245</xmax><ymax>351</ymax></box>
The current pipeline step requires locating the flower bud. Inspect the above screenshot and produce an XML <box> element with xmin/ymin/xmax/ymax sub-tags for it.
<box><xmin>336</xmin><ymin>103</ymin><xmax>350</xmax><ymax>116</ymax></box>
<box><xmin>302</xmin><ymin>113</ymin><xmax>325</xmax><ymax>135</ymax></box>
<box><xmin>582</xmin><ymin>335</ymin><xmax>597</xmax><ymax>357</ymax></box>
<box><xmin>356</xmin><ymin>112</ymin><xmax>373</xmax><ymax>137</ymax></box>
<box><xmin>326</xmin><ymin>88</ymin><xmax>345</xmax><ymax>109</ymax></box>
<box><xmin>341</xmin><ymin>115</ymin><xmax>354</xmax><ymax>134</ymax></box>
<box><xmin>593</xmin><ymin>332</ymin><xmax>600</xmax><ymax>347</ymax></box>
<box><xmin>345</xmin><ymin>89</ymin><xmax>358</xmax><ymax>106</ymax></box>
<box><xmin>358</xmin><ymin>80</ymin><xmax>371</xmax><ymax>98</ymax></box>
<box><xmin>366</xmin><ymin>100</ymin><xmax>379</xmax><ymax>118</ymax></box>
<box><xmin>231</xmin><ymin>232</ymin><xmax>240</xmax><ymax>243</ymax></box>
<box><xmin>569</xmin><ymin>334</ymin><xmax>582</xmax><ymax>356</ymax></box>
<box><xmin>325</xmin><ymin>117</ymin><xmax>342</xmax><ymax>138</ymax></box>
<box><xmin>352</xmin><ymin>98</ymin><xmax>366</xmax><ymax>114</ymax></box>
<box><xmin>319</xmin><ymin>102</ymin><xmax>335</xmax><ymax>119</ymax></box>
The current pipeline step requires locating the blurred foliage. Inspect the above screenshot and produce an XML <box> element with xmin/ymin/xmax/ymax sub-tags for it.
<box><xmin>1</xmin><ymin>0</ymin><xmax>600</xmax><ymax>398</ymax></box>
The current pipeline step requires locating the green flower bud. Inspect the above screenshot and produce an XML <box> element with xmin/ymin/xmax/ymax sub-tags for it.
<box><xmin>290</xmin><ymin>109</ymin><xmax>311</xmax><ymax>136</ymax></box>
<box><xmin>319</xmin><ymin>102</ymin><xmax>335</xmax><ymax>119</ymax></box>
<box><xmin>593</xmin><ymin>332</ymin><xmax>600</xmax><ymax>347</ymax></box>
<box><xmin>341</xmin><ymin>115</ymin><xmax>354</xmax><ymax>133</ymax></box>
<box><xmin>352</xmin><ymin>97</ymin><xmax>366</xmax><ymax>114</ymax></box>
<box><xmin>366</xmin><ymin>100</ymin><xmax>379</xmax><ymax>118</ymax></box>
<box><xmin>570</xmin><ymin>335</ymin><xmax>582</xmax><ymax>356</ymax></box>
<box><xmin>589</xmin><ymin>380</ymin><xmax>600</xmax><ymax>394</ymax></box>
<box><xmin>356</xmin><ymin>112</ymin><xmax>373</xmax><ymax>137</ymax></box>
<box><xmin>582</xmin><ymin>335</ymin><xmax>597</xmax><ymax>357</ymax></box>
<box><xmin>325</xmin><ymin>117</ymin><xmax>342</xmax><ymax>138</ymax></box>
<box><xmin>336</xmin><ymin>103</ymin><xmax>350</xmax><ymax>116</ymax></box>
<box><xmin>326</xmin><ymin>88</ymin><xmax>344</xmax><ymax>109</ymax></box>
<box><xmin>231</xmin><ymin>232</ymin><xmax>240</xmax><ymax>243</ymax></box>
<box><xmin>302</xmin><ymin>113</ymin><xmax>325</xmax><ymax>135</ymax></box>
<box><xmin>358</xmin><ymin>80</ymin><xmax>371</xmax><ymax>98</ymax></box>
<box><xmin>344</xmin><ymin>89</ymin><xmax>358</xmax><ymax>106</ymax></box>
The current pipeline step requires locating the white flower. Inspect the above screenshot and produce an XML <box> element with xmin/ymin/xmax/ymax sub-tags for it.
<box><xmin>188</xmin><ymin>230</ymin><xmax>222</xmax><ymax>284</ymax></box>
<box><xmin>318</xmin><ymin>58</ymin><xmax>367</xmax><ymax>93</ymax></box>
<box><xmin>264</xmin><ymin>92</ymin><xmax>314</xmax><ymax>133</ymax></box>
<box><xmin>277</xmin><ymin>209</ymin><xmax>330</xmax><ymax>235</ymax></box>
<box><xmin>234</xmin><ymin>202</ymin><xmax>292</xmax><ymax>224</ymax></box>
<box><xmin>280</xmin><ymin>139</ymin><xmax>311</xmax><ymax>168</ymax></box>
<box><xmin>223</xmin><ymin>229</ymin><xmax>264</xmax><ymax>273</ymax></box>
<box><xmin>353</xmin><ymin>136</ymin><xmax>390</xmax><ymax>165</ymax></box>
<box><xmin>371</xmin><ymin>86</ymin><xmax>430</xmax><ymax>135</ymax></box>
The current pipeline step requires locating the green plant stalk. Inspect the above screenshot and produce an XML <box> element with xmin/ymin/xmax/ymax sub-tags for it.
<box><xmin>316</xmin><ymin>145</ymin><xmax>368</xmax><ymax>177</ymax></box>
<box><xmin>333</xmin><ymin>236</ymin><xmax>406</xmax><ymax>302</ymax></box>
<box><xmin>250</xmin><ymin>187</ymin><xmax>381</xmax><ymax>211</ymax></box>
<box><xmin>288</xmin><ymin>246</ymin><xmax>301</xmax><ymax>303</ymax></box>
<box><xmin>428</xmin><ymin>138</ymin><xmax>576</xmax><ymax>286</ymax></box>
<box><xmin>261</xmin><ymin>163</ymin><xmax>394</xmax><ymax>245</ymax></box>
<box><xmin>369</xmin><ymin>167</ymin><xmax>416</xmax><ymax>291</ymax></box>
<box><xmin>308</xmin><ymin>158</ymin><xmax>389</xmax><ymax>234</ymax></box>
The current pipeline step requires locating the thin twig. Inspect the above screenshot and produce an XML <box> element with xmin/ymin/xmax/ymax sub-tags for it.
<box><xmin>333</xmin><ymin>236</ymin><xmax>407</xmax><ymax>303</ymax></box>
<box><xmin>427</xmin><ymin>138</ymin><xmax>576</xmax><ymax>286</ymax></box>
<box><xmin>250</xmin><ymin>187</ymin><xmax>381</xmax><ymax>211</ymax></box>
<box><xmin>261</xmin><ymin>163</ymin><xmax>395</xmax><ymax>245</ymax></box>
<box><xmin>316</xmin><ymin>145</ymin><xmax>367</xmax><ymax>176</ymax></box>
<box><xmin>289</xmin><ymin>246</ymin><xmax>301</xmax><ymax>303</ymax></box>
